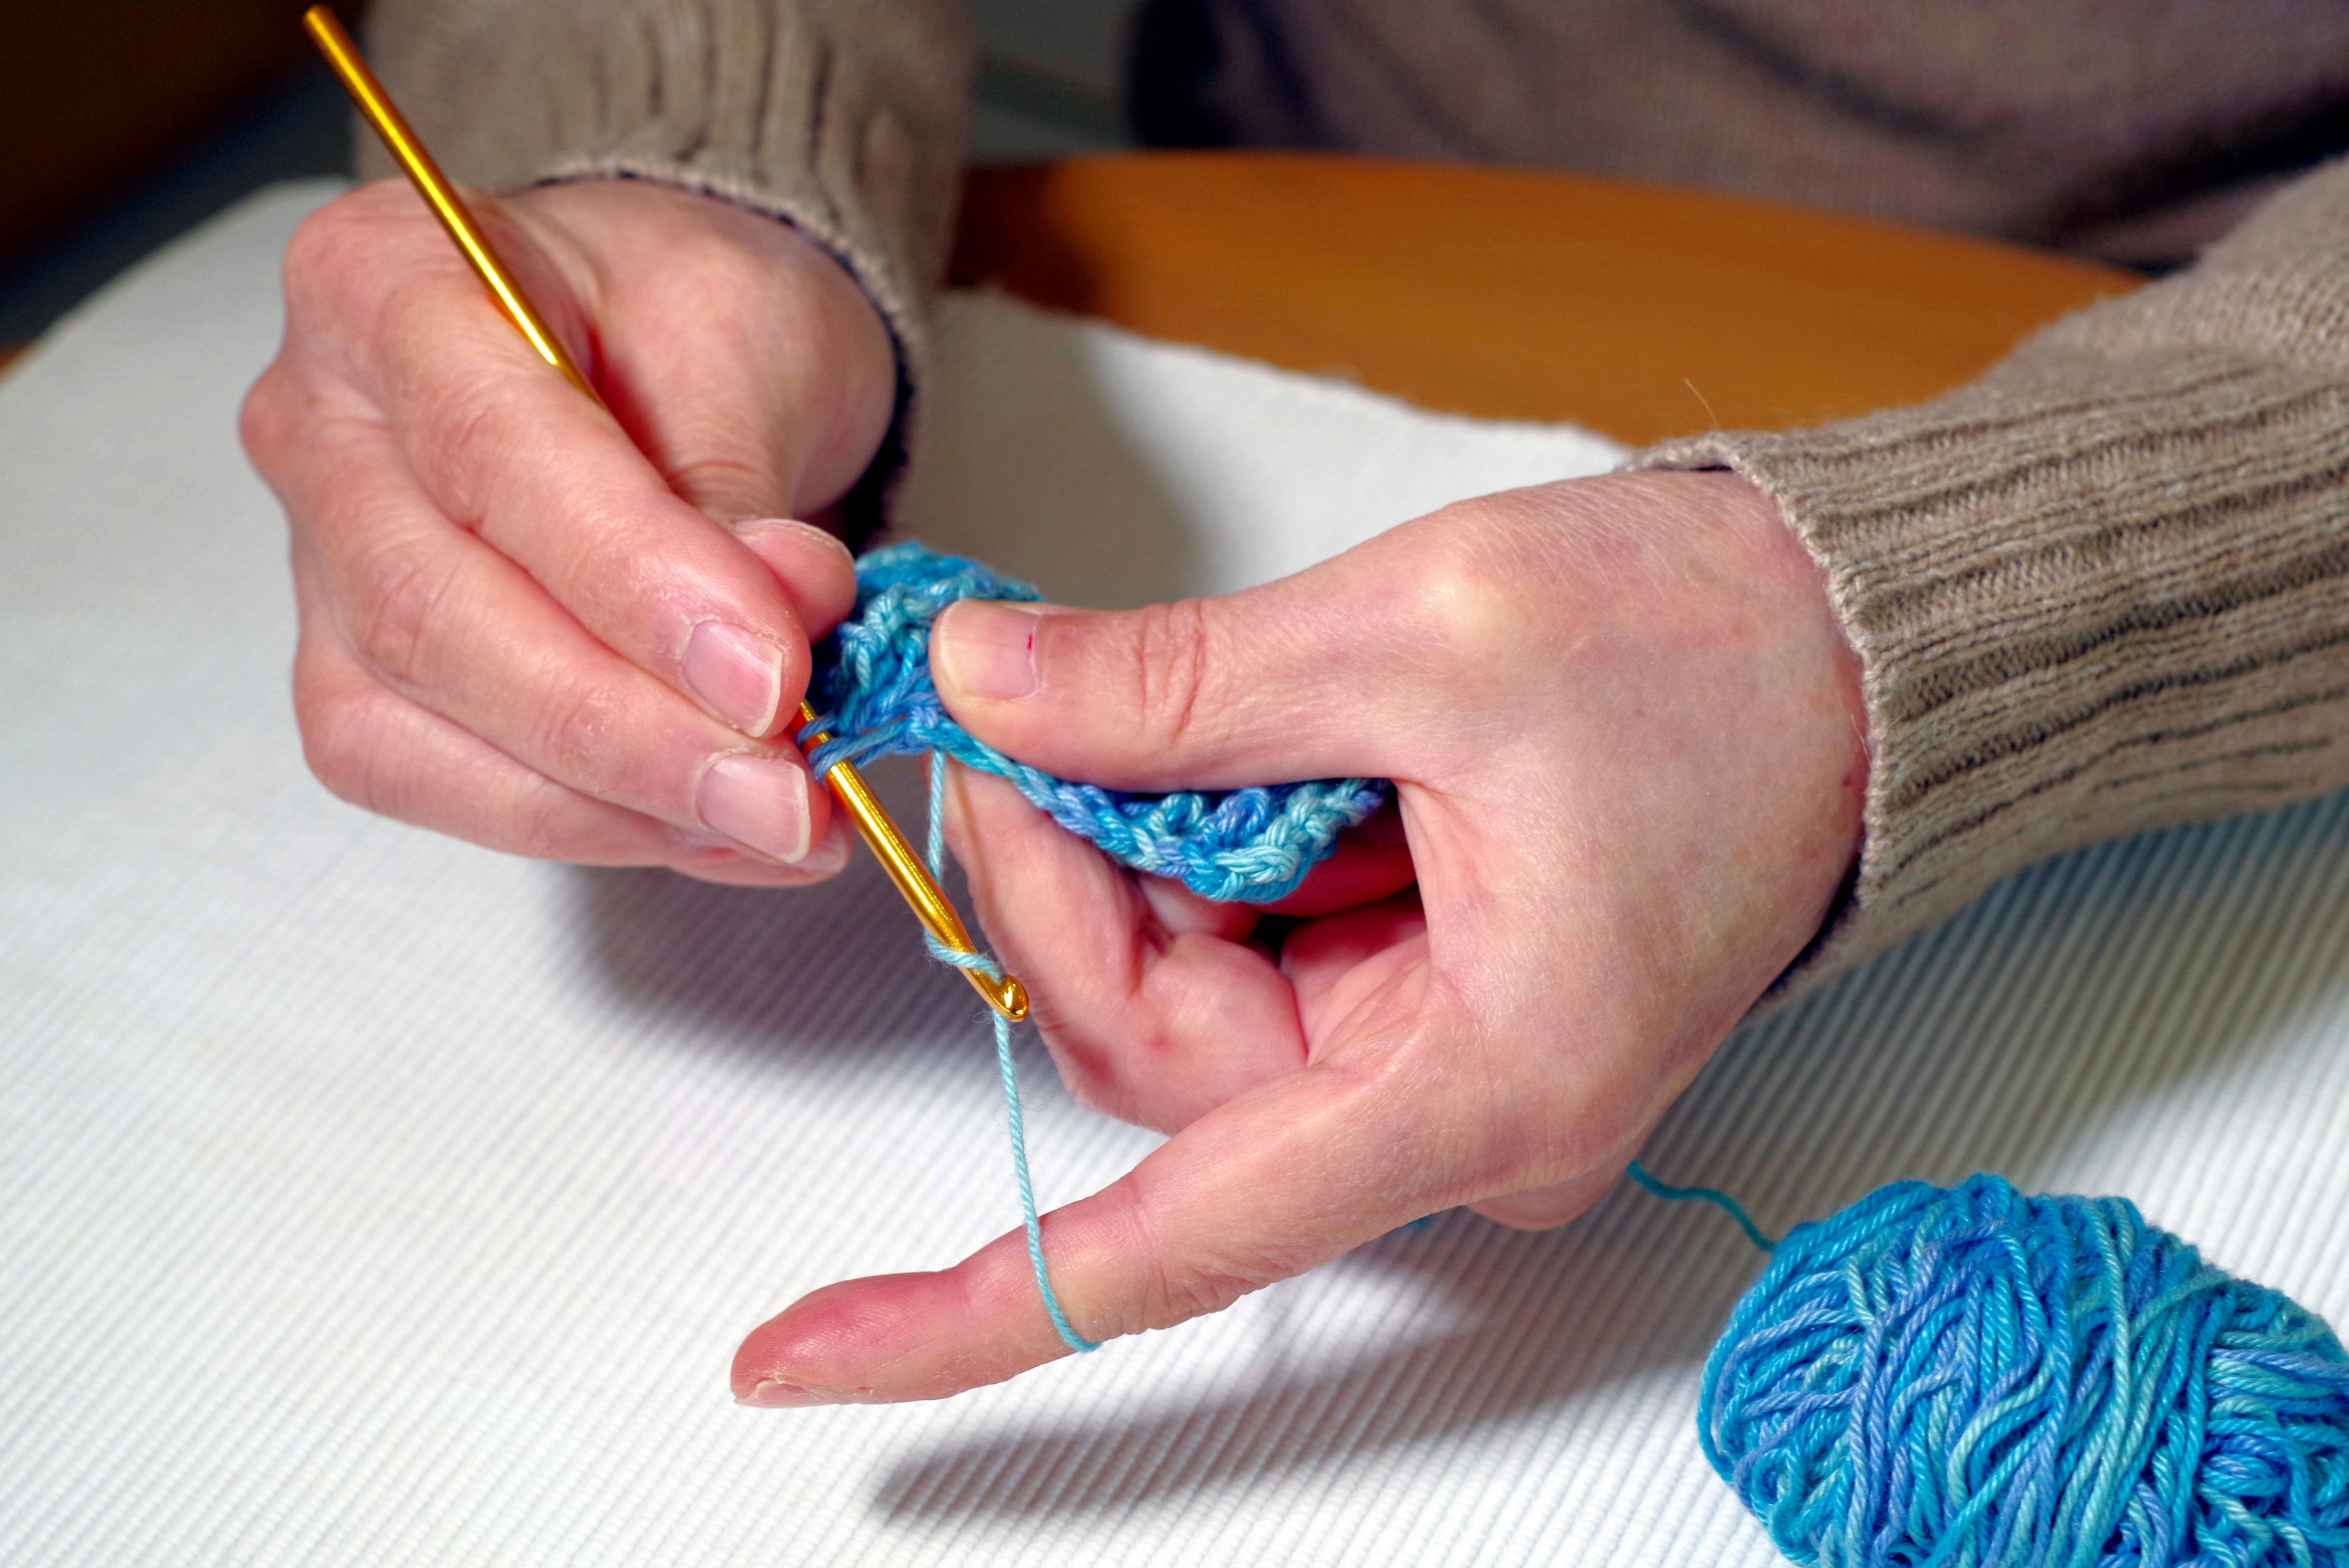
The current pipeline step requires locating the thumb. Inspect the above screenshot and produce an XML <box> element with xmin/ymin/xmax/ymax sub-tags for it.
<box><xmin>929</xmin><ymin>557</ymin><xmax>1412</xmax><ymax>791</ymax></box>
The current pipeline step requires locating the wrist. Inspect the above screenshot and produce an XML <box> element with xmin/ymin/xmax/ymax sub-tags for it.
<box><xmin>1681</xmin><ymin>468</ymin><xmax>1869</xmax><ymax>987</ymax></box>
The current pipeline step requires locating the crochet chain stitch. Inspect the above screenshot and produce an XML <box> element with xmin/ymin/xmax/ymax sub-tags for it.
<box><xmin>801</xmin><ymin>543</ymin><xmax>1390</xmax><ymax>905</ymax></box>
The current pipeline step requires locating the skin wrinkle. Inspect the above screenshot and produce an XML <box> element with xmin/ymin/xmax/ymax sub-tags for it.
<box><xmin>1134</xmin><ymin>598</ymin><xmax>1218</xmax><ymax>768</ymax></box>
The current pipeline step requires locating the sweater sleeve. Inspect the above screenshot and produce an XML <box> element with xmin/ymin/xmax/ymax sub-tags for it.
<box><xmin>1636</xmin><ymin>155</ymin><xmax>2349</xmax><ymax>1003</ymax></box>
<box><xmin>357</xmin><ymin>0</ymin><xmax>973</xmax><ymax>399</ymax></box>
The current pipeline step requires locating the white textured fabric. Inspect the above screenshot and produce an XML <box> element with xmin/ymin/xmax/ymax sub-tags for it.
<box><xmin>3</xmin><ymin>183</ymin><xmax>2347</xmax><ymax>1567</ymax></box>
<box><xmin>896</xmin><ymin>291</ymin><xmax>1627</xmax><ymax>606</ymax></box>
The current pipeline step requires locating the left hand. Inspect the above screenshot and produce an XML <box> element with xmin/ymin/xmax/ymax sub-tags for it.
<box><xmin>732</xmin><ymin>470</ymin><xmax>1868</xmax><ymax>1405</ymax></box>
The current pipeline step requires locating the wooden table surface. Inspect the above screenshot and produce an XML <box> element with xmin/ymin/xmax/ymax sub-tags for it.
<box><xmin>952</xmin><ymin>152</ymin><xmax>2138</xmax><ymax>446</ymax></box>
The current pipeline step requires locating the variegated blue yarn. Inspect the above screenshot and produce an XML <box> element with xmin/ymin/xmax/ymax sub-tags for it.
<box><xmin>1674</xmin><ymin>1170</ymin><xmax>2349</xmax><ymax>1567</ymax></box>
<box><xmin>803</xmin><ymin>542</ymin><xmax>1389</xmax><ymax>905</ymax></box>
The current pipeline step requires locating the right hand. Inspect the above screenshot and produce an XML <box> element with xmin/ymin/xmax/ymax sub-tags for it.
<box><xmin>242</xmin><ymin>177</ymin><xmax>899</xmax><ymax>883</ymax></box>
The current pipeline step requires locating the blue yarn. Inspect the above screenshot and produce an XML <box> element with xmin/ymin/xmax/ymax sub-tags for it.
<box><xmin>803</xmin><ymin>543</ymin><xmax>1389</xmax><ymax>904</ymax></box>
<box><xmin>919</xmin><ymin>752</ymin><xmax>1097</xmax><ymax>1358</ymax></box>
<box><xmin>1628</xmin><ymin>1159</ymin><xmax>1782</xmax><ymax>1254</ymax></box>
<box><xmin>1655</xmin><ymin>1169</ymin><xmax>2349</xmax><ymax>1567</ymax></box>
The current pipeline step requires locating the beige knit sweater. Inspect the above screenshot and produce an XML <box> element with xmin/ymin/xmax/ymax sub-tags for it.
<box><xmin>362</xmin><ymin>0</ymin><xmax>2349</xmax><ymax>1000</ymax></box>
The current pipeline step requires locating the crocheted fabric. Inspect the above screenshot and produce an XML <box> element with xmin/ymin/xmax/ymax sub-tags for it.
<box><xmin>802</xmin><ymin>543</ymin><xmax>1390</xmax><ymax>904</ymax></box>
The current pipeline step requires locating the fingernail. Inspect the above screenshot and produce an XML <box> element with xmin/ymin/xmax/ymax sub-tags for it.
<box><xmin>935</xmin><ymin>601</ymin><xmax>1039</xmax><ymax>701</ymax></box>
<box><xmin>684</xmin><ymin>620</ymin><xmax>785</xmax><ymax>735</ymax></box>
<box><xmin>738</xmin><ymin>1378</ymin><xmax>832</xmax><ymax>1408</ymax></box>
<box><xmin>696</xmin><ymin>753</ymin><xmax>812</xmax><ymax>863</ymax></box>
<box><xmin>735</xmin><ymin>517</ymin><xmax>853</xmax><ymax>564</ymax></box>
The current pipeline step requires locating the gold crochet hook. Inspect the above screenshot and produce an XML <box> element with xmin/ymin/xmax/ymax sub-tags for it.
<box><xmin>304</xmin><ymin>5</ymin><xmax>1029</xmax><ymax>1024</ymax></box>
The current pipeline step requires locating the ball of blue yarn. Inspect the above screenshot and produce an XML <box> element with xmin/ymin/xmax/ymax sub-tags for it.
<box><xmin>803</xmin><ymin>542</ymin><xmax>1390</xmax><ymax>903</ymax></box>
<box><xmin>1700</xmin><ymin>1173</ymin><xmax>2349</xmax><ymax>1567</ymax></box>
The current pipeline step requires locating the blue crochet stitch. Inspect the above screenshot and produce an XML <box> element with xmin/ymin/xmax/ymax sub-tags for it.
<box><xmin>802</xmin><ymin>542</ymin><xmax>1390</xmax><ymax>904</ymax></box>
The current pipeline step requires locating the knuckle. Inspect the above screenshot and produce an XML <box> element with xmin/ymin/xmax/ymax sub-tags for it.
<box><xmin>281</xmin><ymin>185</ymin><xmax>407</xmax><ymax>310</ymax></box>
<box><xmin>237</xmin><ymin>370</ymin><xmax>292</xmax><ymax>469</ymax></box>
<box><xmin>1394</xmin><ymin>516</ymin><xmax>1532</xmax><ymax>672</ymax></box>
<box><xmin>666</xmin><ymin>450</ymin><xmax>784</xmax><ymax>518</ymax></box>
<box><xmin>525</xmin><ymin>674</ymin><xmax>635</xmax><ymax>797</ymax></box>
<box><xmin>294</xmin><ymin>667</ymin><xmax>387</xmax><ymax>813</ymax></box>
<box><xmin>280</xmin><ymin>201</ymin><xmax>359</xmax><ymax>292</ymax></box>
<box><xmin>417</xmin><ymin>381</ymin><xmax>516</xmax><ymax>505</ymax></box>
<box><xmin>1125</xmin><ymin>598</ymin><xmax>1217</xmax><ymax>754</ymax></box>
<box><xmin>494</xmin><ymin>773</ymin><xmax>588</xmax><ymax>861</ymax></box>
<box><xmin>346</xmin><ymin>534</ymin><xmax>459</xmax><ymax>690</ymax></box>
<box><xmin>1130</xmin><ymin>1242</ymin><xmax>1279</xmax><ymax>1334</ymax></box>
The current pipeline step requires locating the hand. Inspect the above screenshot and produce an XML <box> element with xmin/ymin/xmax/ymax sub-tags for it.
<box><xmin>730</xmin><ymin>469</ymin><xmax>1869</xmax><ymax>1404</ymax></box>
<box><xmin>242</xmin><ymin>178</ymin><xmax>899</xmax><ymax>883</ymax></box>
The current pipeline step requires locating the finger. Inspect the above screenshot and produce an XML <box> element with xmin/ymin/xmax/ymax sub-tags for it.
<box><xmin>945</xmin><ymin>766</ymin><xmax>1304</xmax><ymax>1133</ymax></box>
<box><xmin>1251</xmin><ymin>797</ymin><xmax>1416</xmax><ymax>916</ymax></box>
<box><xmin>927</xmin><ymin>537</ymin><xmax>1434</xmax><ymax>789</ymax></box>
<box><xmin>733</xmin><ymin>996</ymin><xmax>1463</xmax><ymax>1405</ymax></box>
<box><xmin>670</xmin><ymin>812</ymin><xmax>853</xmax><ymax>886</ymax></box>
<box><xmin>1279</xmin><ymin>891</ymin><xmax>1430</xmax><ymax>1042</ymax></box>
<box><xmin>292</xmin><ymin>620</ymin><xmax>706</xmax><ymax>864</ymax></box>
<box><xmin>276</xmin><ymin>182</ymin><xmax>840</xmax><ymax>743</ymax></box>
<box><xmin>297</xmin><ymin>625</ymin><xmax>851</xmax><ymax>882</ymax></box>
<box><xmin>289</xmin><ymin>426</ymin><xmax>833</xmax><ymax>866</ymax></box>
<box><xmin>734</xmin><ymin>519</ymin><xmax>860</xmax><ymax>641</ymax></box>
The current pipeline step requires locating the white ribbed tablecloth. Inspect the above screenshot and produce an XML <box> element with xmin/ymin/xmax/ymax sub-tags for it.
<box><xmin>2</xmin><ymin>183</ymin><xmax>2344</xmax><ymax>1567</ymax></box>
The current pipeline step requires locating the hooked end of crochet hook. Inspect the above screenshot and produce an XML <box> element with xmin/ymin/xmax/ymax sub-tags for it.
<box><xmin>800</xmin><ymin>702</ymin><xmax>1033</xmax><ymax>1024</ymax></box>
<box><xmin>971</xmin><ymin>968</ymin><xmax>1031</xmax><ymax>1024</ymax></box>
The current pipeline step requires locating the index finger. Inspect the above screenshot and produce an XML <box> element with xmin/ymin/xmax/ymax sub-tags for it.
<box><xmin>291</xmin><ymin>182</ymin><xmax>845</xmax><ymax>740</ymax></box>
<box><xmin>729</xmin><ymin>978</ymin><xmax>1471</xmax><ymax>1405</ymax></box>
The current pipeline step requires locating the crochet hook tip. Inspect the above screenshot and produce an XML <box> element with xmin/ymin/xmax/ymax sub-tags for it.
<box><xmin>800</xmin><ymin>704</ymin><xmax>1032</xmax><ymax>1023</ymax></box>
<box><xmin>992</xmin><ymin>973</ymin><xmax>1031</xmax><ymax>1024</ymax></box>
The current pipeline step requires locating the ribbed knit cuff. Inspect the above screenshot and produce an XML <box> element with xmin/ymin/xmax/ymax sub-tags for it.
<box><xmin>358</xmin><ymin>0</ymin><xmax>974</xmax><ymax>535</ymax></box>
<box><xmin>1634</xmin><ymin>156</ymin><xmax>2349</xmax><ymax>1001</ymax></box>
<box><xmin>1638</xmin><ymin>349</ymin><xmax>2349</xmax><ymax>1000</ymax></box>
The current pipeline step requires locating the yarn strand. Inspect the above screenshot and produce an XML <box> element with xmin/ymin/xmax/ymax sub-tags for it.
<box><xmin>921</xmin><ymin>751</ymin><xmax>1099</xmax><ymax>1356</ymax></box>
<box><xmin>1627</xmin><ymin>1159</ymin><xmax>1779</xmax><ymax>1252</ymax></box>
